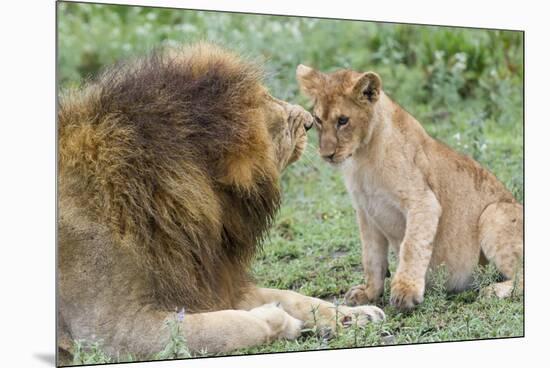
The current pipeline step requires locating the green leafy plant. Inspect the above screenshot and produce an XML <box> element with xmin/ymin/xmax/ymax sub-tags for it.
<box><xmin>154</xmin><ymin>312</ymin><xmax>193</xmax><ymax>360</ymax></box>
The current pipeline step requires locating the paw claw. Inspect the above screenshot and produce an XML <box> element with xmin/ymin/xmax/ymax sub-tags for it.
<box><xmin>288</xmin><ymin>105</ymin><xmax>312</xmax><ymax>127</ymax></box>
<box><xmin>344</xmin><ymin>284</ymin><xmax>382</xmax><ymax>306</ymax></box>
<box><xmin>344</xmin><ymin>284</ymin><xmax>368</xmax><ymax>306</ymax></box>
<box><xmin>343</xmin><ymin>305</ymin><xmax>386</xmax><ymax>326</ymax></box>
<box><xmin>390</xmin><ymin>277</ymin><xmax>424</xmax><ymax>311</ymax></box>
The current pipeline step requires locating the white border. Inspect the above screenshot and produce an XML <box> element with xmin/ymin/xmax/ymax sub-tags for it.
<box><xmin>2</xmin><ymin>0</ymin><xmax>548</xmax><ymax>367</ymax></box>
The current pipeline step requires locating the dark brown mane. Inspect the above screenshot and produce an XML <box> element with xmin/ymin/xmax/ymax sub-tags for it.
<box><xmin>59</xmin><ymin>43</ymin><xmax>281</xmax><ymax>312</ymax></box>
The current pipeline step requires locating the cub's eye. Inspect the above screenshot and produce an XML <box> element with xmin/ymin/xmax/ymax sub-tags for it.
<box><xmin>337</xmin><ymin>116</ymin><xmax>349</xmax><ymax>126</ymax></box>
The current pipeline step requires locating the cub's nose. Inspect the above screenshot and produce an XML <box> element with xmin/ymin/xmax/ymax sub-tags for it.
<box><xmin>322</xmin><ymin>153</ymin><xmax>335</xmax><ymax>161</ymax></box>
<box><xmin>304</xmin><ymin>118</ymin><xmax>313</xmax><ymax>131</ymax></box>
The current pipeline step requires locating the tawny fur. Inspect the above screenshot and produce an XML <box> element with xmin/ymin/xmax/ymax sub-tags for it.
<box><xmin>57</xmin><ymin>43</ymin><xmax>384</xmax><ymax>363</ymax></box>
<box><xmin>59</xmin><ymin>44</ymin><xmax>286</xmax><ymax>313</ymax></box>
<box><xmin>297</xmin><ymin>65</ymin><xmax>523</xmax><ymax>310</ymax></box>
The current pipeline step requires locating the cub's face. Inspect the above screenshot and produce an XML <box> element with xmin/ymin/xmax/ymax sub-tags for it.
<box><xmin>296</xmin><ymin>65</ymin><xmax>382</xmax><ymax>165</ymax></box>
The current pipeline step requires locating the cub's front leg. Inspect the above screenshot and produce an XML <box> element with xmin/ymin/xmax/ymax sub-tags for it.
<box><xmin>391</xmin><ymin>190</ymin><xmax>441</xmax><ymax>310</ymax></box>
<box><xmin>345</xmin><ymin>210</ymin><xmax>389</xmax><ymax>306</ymax></box>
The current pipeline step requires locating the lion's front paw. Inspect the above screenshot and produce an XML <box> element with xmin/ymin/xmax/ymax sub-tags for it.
<box><xmin>340</xmin><ymin>305</ymin><xmax>386</xmax><ymax>327</ymax></box>
<box><xmin>390</xmin><ymin>277</ymin><xmax>424</xmax><ymax>311</ymax></box>
<box><xmin>251</xmin><ymin>303</ymin><xmax>304</xmax><ymax>341</ymax></box>
<box><xmin>344</xmin><ymin>284</ymin><xmax>382</xmax><ymax>306</ymax></box>
<box><xmin>288</xmin><ymin>104</ymin><xmax>314</xmax><ymax>130</ymax></box>
<box><xmin>281</xmin><ymin>313</ymin><xmax>304</xmax><ymax>340</ymax></box>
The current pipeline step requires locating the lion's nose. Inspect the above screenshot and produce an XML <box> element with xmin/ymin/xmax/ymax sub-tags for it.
<box><xmin>304</xmin><ymin>119</ymin><xmax>313</xmax><ymax>131</ymax></box>
<box><xmin>322</xmin><ymin>152</ymin><xmax>335</xmax><ymax>161</ymax></box>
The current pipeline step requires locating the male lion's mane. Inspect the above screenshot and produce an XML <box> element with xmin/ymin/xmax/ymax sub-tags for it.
<box><xmin>59</xmin><ymin>43</ymin><xmax>281</xmax><ymax>312</ymax></box>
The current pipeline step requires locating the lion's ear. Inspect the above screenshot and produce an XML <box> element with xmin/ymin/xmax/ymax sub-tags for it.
<box><xmin>351</xmin><ymin>72</ymin><xmax>382</xmax><ymax>104</ymax></box>
<box><xmin>296</xmin><ymin>64</ymin><xmax>324</xmax><ymax>98</ymax></box>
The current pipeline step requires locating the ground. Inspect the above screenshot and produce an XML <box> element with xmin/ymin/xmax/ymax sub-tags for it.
<box><xmin>58</xmin><ymin>3</ymin><xmax>523</xmax><ymax>365</ymax></box>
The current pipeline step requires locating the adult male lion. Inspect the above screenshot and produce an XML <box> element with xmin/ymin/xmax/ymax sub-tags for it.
<box><xmin>58</xmin><ymin>43</ymin><xmax>384</xmax><ymax>362</ymax></box>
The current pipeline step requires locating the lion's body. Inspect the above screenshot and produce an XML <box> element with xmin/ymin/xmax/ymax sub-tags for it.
<box><xmin>297</xmin><ymin>65</ymin><xmax>523</xmax><ymax>310</ymax></box>
<box><xmin>59</xmin><ymin>45</ymin><xmax>278</xmax><ymax>314</ymax></box>
<box><xmin>58</xmin><ymin>44</ymin><xmax>383</xmax><ymax>363</ymax></box>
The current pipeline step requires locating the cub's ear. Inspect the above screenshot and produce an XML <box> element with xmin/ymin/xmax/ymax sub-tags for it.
<box><xmin>351</xmin><ymin>72</ymin><xmax>382</xmax><ymax>104</ymax></box>
<box><xmin>296</xmin><ymin>64</ymin><xmax>324</xmax><ymax>98</ymax></box>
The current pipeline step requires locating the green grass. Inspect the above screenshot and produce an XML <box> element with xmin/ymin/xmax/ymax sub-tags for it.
<box><xmin>58</xmin><ymin>2</ymin><xmax>523</xmax><ymax>365</ymax></box>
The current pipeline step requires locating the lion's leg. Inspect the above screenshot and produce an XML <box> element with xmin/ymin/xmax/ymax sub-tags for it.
<box><xmin>67</xmin><ymin>304</ymin><xmax>303</xmax><ymax>358</ymax></box>
<box><xmin>478</xmin><ymin>202</ymin><xmax>523</xmax><ymax>298</ymax></box>
<box><xmin>182</xmin><ymin>305</ymin><xmax>303</xmax><ymax>354</ymax></box>
<box><xmin>238</xmin><ymin>287</ymin><xmax>384</xmax><ymax>332</ymax></box>
<box><xmin>56</xmin><ymin>313</ymin><xmax>74</xmax><ymax>365</ymax></box>
<box><xmin>345</xmin><ymin>210</ymin><xmax>389</xmax><ymax>306</ymax></box>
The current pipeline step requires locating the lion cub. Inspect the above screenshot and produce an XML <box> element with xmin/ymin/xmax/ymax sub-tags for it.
<box><xmin>296</xmin><ymin>65</ymin><xmax>523</xmax><ymax>310</ymax></box>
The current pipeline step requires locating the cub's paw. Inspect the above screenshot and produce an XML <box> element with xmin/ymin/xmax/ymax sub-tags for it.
<box><xmin>480</xmin><ymin>282</ymin><xmax>515</xmax><ymax>299</ymax></box>
<box><xmin>390</xmin><ymin>277</ymin><xmax>424</xmax><ymax>311</ymax></box>
<box><xmin>340</xmin><ymin>305</ymin><xmax>386</xmax><ymax>327</ymax></box>
<box><xmin>344</xmin><ymin>284</ymin><xmax>381</xmax><ymax>306</ymax></box>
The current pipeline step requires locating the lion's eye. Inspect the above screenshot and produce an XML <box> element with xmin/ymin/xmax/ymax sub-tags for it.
<box><xmin>337</xmin><ymin>116</ymin><xmax>349</xmax><ymax>126</ymax></box>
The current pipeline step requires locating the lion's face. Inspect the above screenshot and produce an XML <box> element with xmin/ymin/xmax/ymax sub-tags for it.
<box><xmin>296</xmin><ymin>65</ymin><xmax>382</xmax><ymax>166</ymax></box>
<box><xmin>264</xmin><ymin>93</ymin><xmax>313</xmax><ymax>171</ymax></box>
